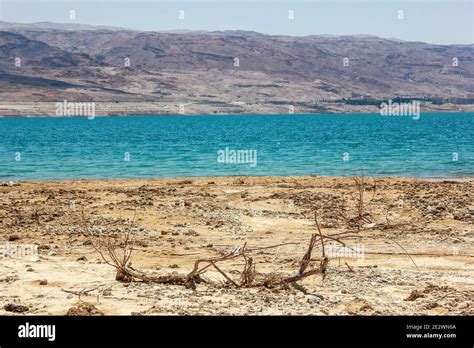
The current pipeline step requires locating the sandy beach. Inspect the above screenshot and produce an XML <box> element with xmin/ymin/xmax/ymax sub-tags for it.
<box><xmin>1</xmin><ymin>176</ymin><xmax>472</xmax><ymax>315</ymax></box>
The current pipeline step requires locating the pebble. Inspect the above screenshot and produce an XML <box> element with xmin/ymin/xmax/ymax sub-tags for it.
<box><xmin>4</xmin><ymin>303</ymin><xmax>29</xmax><ymax>313</ymax></box>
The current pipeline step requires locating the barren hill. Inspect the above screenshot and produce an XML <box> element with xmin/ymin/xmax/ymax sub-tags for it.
<box><xmin>1</xmin><ymin>22</ymin><xmax>473</xmax><ymax>115</ymax></box>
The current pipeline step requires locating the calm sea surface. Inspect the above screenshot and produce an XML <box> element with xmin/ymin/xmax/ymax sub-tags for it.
<box><xmin>0</xmin><ymin>113</ymin><xmax>472</xmax><ymax>180</ymax></box>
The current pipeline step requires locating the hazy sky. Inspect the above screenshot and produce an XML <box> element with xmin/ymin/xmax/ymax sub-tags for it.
<box><xmin>0</xmin><ymin>0</ymin><xmax>472</xmax><ymax>44</ymax></box>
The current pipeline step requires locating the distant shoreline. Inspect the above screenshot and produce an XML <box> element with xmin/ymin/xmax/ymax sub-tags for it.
<box><xmin>0</xmin><ymin>105</ymin><xmax>472</xmax><ymax>118</ymax></box>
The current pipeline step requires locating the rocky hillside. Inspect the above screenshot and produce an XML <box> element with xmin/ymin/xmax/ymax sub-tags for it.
<box><xmin>0</xmin><ymin>22</ymin><xmax>473</xmax><ymax>115</ymax></box>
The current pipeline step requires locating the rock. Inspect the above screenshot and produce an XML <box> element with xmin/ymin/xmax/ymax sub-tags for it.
<box><xmin>405</xmin><ymin>290</ymin><xmax>424</xmax><ymax>301</ymax></box>
<box><xmin>8</xmin><ymin>235</ymin><xmax>20</xmax><ymax>242</ymax></box>
<box><xmin>77</xmin><ymin>256</ymin><xmax>87</xmax><ymax>262</ymax></box>
<box><xmin>307</xmin><ymin>297</ymin><xmax>321</xmax><ymax>305</ymax></box>
<box><xmin>1</xmin><ymin>181</ymin><xmax>20</xmax><ymax>187</ymax></box>
<box><xmin>425</xmin><ymin>302</ymin><xmax>439</xmax><ymax>309</ymax></box>
<box><xmin>4</xmin><ymin>303</ymin><xmax>29</xmax><ymax>313</ymax></box>
<box><xmin>362</xmin><ymin>223</ymin><xmax>376</xmax><ymax>229</ymax></box>
<box><xmin>115</xmin><ymin>269</ymin><xmax>132</xmax><ymax>283</ymax></box>
<box><xmin>38</xmin><ymin>279</ymin><xmax>48</xmax><ymax>285</ymax></box>
<box><xmin>135</xmin><ymin>240</ymin><xmax>148</xmax><ymax>247</ymax></box>
<box><xmin>26</xmin><ymin>267</ymin><xmax>34</xmax><ymax>272</ymax></box>
<box><xmin>66</xmin><ymin>302</ymin><xmax>104</xmax><ymax>316</ymax></box>
<box><xmin>175</xmin><ymin>179</ymin><xmax>193</xmax><ymax>185</ymax></box>
<box><xmin>249</xmin><ymin>305</ymin><xmax>262</xmax><ymax>312</ymax></box>
<box><xmin>184</xmin><ymin>229</ymin><xmax>199</xmax><ymax>236</ymax></box>
<box><xmin>175</xmin><ymin>200</ymin><xmax>190</xmax><ymax>207</ymax></box>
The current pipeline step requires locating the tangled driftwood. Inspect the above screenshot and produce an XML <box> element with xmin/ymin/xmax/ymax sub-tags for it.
<box><xmin>86</xmin><ymin>176</ymin><xmax>419</xmax><ymax>290</ymax></box>
<box><xmin>87</xmin><ymin>208</ymin><xmax>339</xmax><ymax>290</ymax></box>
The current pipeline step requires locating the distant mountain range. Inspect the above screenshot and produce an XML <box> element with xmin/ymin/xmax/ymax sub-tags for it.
<box><xmin>0</xmin><ymin>21</ymin><xmax>473</xmax><ymax>116</ymax></box>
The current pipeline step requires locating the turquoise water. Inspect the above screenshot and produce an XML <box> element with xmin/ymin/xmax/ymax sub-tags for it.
<box><xmin>0</xmin><ymin>113</ymin><xmax>472</xmax><ymax>180</ymax></box>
